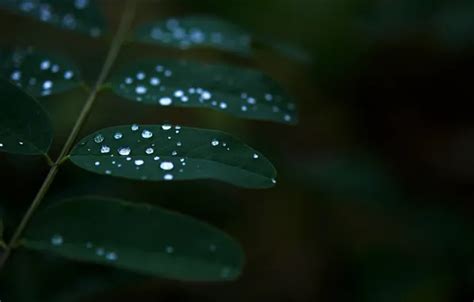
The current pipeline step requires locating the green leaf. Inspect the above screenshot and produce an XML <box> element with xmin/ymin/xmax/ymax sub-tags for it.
<box><xmin>0</xmin><ymin>78</ymin><xmax>53</xmax><ymax>155</ymax></box>
<box><xmin>0</xmin><ymin>0</ymin><xmax>105</xmax><ymax>37</ymax></box>
<box><xmin>0</xmin><ymin>47</ymin><xmax>82</xmax><ymax>97</ymax></box>
<box><xmin>134</xmin><ymin>15</ymin><xmax>252</xmax><ymax>56</ymax></box>
<box><xmin>70</xmin><ymin>125</ymin><xmax>277</xmax><ymax>188</ymax></box>
<box><xmin>23</xmin><ymin>197</ymin><xmax>244</xmax><ymax>281</ymax></box>
<box><xmin>109</xmin><ymin>59</ymin><xmax>297</xmax><ymax>124</ymax></box>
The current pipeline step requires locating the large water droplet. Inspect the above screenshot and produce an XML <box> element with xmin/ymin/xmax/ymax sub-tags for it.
<box><xmin>141</xmin><ymin>130</ymin><xmax>153</xmax><ymax>139</ymax></box>
<box><xmin>160</xmin><ymin>161</ymin><xmax>174</xmax><ymax>171</ymax></box>
<box><xmin>118</xmin><ymin>147</ymin><xmax>131</xmax><ymax>156</ymax></box>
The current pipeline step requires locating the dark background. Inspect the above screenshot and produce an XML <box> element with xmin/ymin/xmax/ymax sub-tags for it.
<box><xmin>1</xmin><ymin>0</ymin><xmax>474</xmax><ymax>301</ymax></box>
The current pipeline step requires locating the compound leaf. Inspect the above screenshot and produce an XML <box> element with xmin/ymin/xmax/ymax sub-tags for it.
<box><xmin>23</xmin><ymin>197</ymin><xmax>244</xmax><ymax>281</ymax></box>
<box><xmin>70</xmin><ymin>125</ymin><xmax>277</xmax><ymax>188</ymax></box>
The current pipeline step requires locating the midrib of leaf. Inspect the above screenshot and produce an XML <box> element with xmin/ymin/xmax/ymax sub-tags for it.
<box><xmin>0</xmin><ymin>1</ymin><xmax>137</xmax><ymax>272</ymax></box>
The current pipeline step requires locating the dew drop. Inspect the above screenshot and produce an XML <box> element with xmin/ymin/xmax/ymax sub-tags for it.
<box><xmin>161</xmin><ymin>124</ymin><xmax>172</xmax><ymax>131</ymax></box>
<box><xmin>160</xmin><ymin>161</ymin><xmax>174</xmax><ymax>171</ymax></box>
<box><xmin>118</xmin><ymin>147</ymin><xmax>131</xmax><ymax>156</ymax></box>
<box><xmin>159</xmin><ymin>97</ymin><xmax>172</xmax><ymax>106</ymax></box>
<box><xmin>131</xmin><ymin>124</ymin><xmax>139</xmax><ymax>131</ymax></box>
<box><xmin>211</xmin><ymin>139</ymin><xmax>219</xmax><ymax>146</ymax></box>
<box><xmin>114</xmin><ymin>132</ymin><xmax>123</xmax><ymax>140</ymax></box>
<box><xmin>135</xmin><ymin>85</ymin><xmax>147</xmax><ymax>95</ymax></box>
<box><xmin>141</xmin><ymin>130</ymin><xmax>153</xmax><ymax>139</ymax></box>
<box><xmin>51</xmin><ymin>234</ymin><xmax>63</xmax><ymax>246</ymax></box>
<box><xmin>100</xmin><ymin>145</ymin><xmax>111</xmax><ymax>154</ymax></box>
<box><xmin>146</xmin><ymin>147</ymin><xmax>154</xmax><ymax>154</ymax></box>
<box><xmin>94</xmin><ymin>134</ymin><xmax>104</xmax><ymax>143</ymax></box>
<box><xmin>164</xmin><ymin>174</ymin><xmax>174</xmax><ymax>181</ymax></box>
<box><xmin>134</xmin><ymin>159</ymin><xmax>145</xmax><ymax>166</ymax></box>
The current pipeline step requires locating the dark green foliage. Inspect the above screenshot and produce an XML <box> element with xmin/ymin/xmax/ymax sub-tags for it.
<box><xmin>23</xmin><ymin>197</ymin><xmax>244</xmax><ymax>281</ymax></box>
<box><xmin>0</xmin><ymin>0</ymin><xmax>105</xmax><ymax>37</ymax></box>
<box><xmin>0</xmin><ymin>47</ymin><xmax>81</xmax><ymax>97</ymax></box>
<box><xmin>134</xmin><ymin>16</ymin><xmax>252</xmax><ymax>56</ymax></box>
<box><xmin>109</xmin><ymin>59</ymin><xmax>297</xmax><ymax>124</ymax></box>
<box><xmin>0</xmin><ymin>78</ymin><xmax>53</xmax><ymax>155</ymax></box>
<box><xmin>70</xmin><ymin>125</ymin><xmax>277</xmax><ymax>188</ymax></box>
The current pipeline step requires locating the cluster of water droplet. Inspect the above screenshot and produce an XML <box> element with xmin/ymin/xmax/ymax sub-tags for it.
<box><xmin>3</xmin><ymin>48</ymin><xmax>76</xmax><ymax>96</ymax></box>
<box><xmin>145</xmin><ymin>18</ymin><xmax>250</xmax><ymax>51</ymax></box>
<box><xmin>75</xmin><ymin>124</ymin><xmax>273</xmax><ymax>183</ymax></box>
<box><xmin>6</xmin><ymin>0</ymin><xmax>102</xmax><ymax>37</ymax></box>
<box><xmin>117</xmin><ymin>63</ymin><xmax>296</xmax><ymax>123</ymax></box>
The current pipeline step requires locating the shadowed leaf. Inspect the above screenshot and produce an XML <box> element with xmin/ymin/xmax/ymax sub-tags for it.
<box><xmin>23</xmin><ymin>197</ymin><xmax>244</xmax><ymax>281</ymax></box>
<box><xmin>70</xmin><ymin>124</ymin><xmax>277</xmax><ymax>188</ymax></box>
<box><xmin>0</xmin><ymin>47</ymin><xmax>81</xmax><ymax>97</ymax></box>
<box><xmin>134</xmin><ymin>15</ymin><xmax>252</xmax><ymax>56</ymax></box>
<box><xmin>0</xmin><ymin>78</ymin><xmax>53</xmax><ymax>155</ymax></box>
<box><xmin>0</xmin><ymin>0</ymin><xmax>105</xmax><ymax>37</ymax></box>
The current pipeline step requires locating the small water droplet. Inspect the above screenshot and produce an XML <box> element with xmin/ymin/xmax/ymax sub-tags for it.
<box><xmin>118</xmin><ymin>147</ymin><xmax>131</xmax><ymax>156</ymax></box>
<box><xmin>135</xmin><ymin>85</ymin><xmax>147</xmax><ymax>95</ymax></box>
<box><xmin>134</xmin><ymin>159</ymin><xmax>145</xmax><ymax>166</ymax></box>
<box><xmin>146</xmin><ymin>147</ymin><xmax>154</xmax><ymax>154</ymax></box>
<box><xmin>141</xmin><ymin>130</ymin><xmax>153</xmax><ymax>139</ymax></box>
<box><xmin>100</xmin><ymin>145</ymin><xmax>111</xmax><ymax>154</ymax></box>
<box><xmin>106</xmin><ymin>251</ymin><xmax>118</xmax><ymax>261</ymax></box>
<box><xmin>159</xmin><ymin>97</ymin><xmax>172</xmax><ymax>106</ymax></box>
<box><xmin>253</xmin><ymin>153</ymin><xmax>259</xmax><ymax>159</ymax></box>
<box><xmin>160</xmin><ymin>161</ymin><xmax>174</xmax><ymax>171</ymax></box>
<box><xmin>51</xmin><ymin>234</ymin><xmax>63</xmax><ymax>246</ymax></box>
<box><xmin>94</xmin><ymin>134</ymin><xmax>104</xmax><ymax>144</ymax></box>
<box><xmin>164</xmin><ymin>174</ymin><xmax>174</xmax><ymax>181</ymax></box>
<box><xmin>114</xmin><ymin>132</ymin><xmax>123</xmax><ymax>140</ymax></box>
<box><xmin>161</xmin><ymin>124</ymin><xmax>172</xmax><ymax>131</ymax></box>
<box><xmin>131</xmin><ymin>124</ymin><xmax>139</xmax><ymax>131</ymax></box>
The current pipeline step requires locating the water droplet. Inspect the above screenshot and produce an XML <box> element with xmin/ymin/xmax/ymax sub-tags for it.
<box><xmin>135</xmin><ymin>85</ymin><xmax>147</xmax><ymax>95</ymax></box>
<box><xmin>43</xmin><ymin>80</ymin><xmax>53</xmax><ymax>90</ymax></box>
<box><xmin>164</xmin><ymin>174</ymin><xmax>174</xmax><ymax>181</ymax></box>
<box><xmin>165</xmin><ymin>246</ymin><xmax>174</xmax><ymax>253</ymax></box>
<box><xmin>40</xmin><ymin>60</ymin><xmax>51</xmax><ymax>70</ymax></box>
<box><xmin>114</xmin><ymin>132</ymin><xmax>123</xmax><ymax>140</ymax></box>
<box><xmin>94</xmin><ymin>134</ymin><xmax>104</xmax><ymax>143</ymax></box>
<box><xmin>64</xmin><ymin>70</ymin><xmax>74</xmax><ymax>79</ymax></box>
<box><xmin>211</xmin><ymin>139</ymin><xmax>219</xmax><ymax>146</ymax></box>
<box><xmin>106</xmin><ymin>252</ymin><xmax>118</xmax><ymax>261</ymax></box>
<box><xmin>135</xmin><ymin>159</ymin><xmax>145</xmax><ymax>166</ymax></box>
<box><xmin>160</xmin><ymin>161</ymin><xmax>174</xmax><ymax>171</ymax></box>
<box><xmin>100</xmin><ymin>145</ymin><xmax>111</xmax><ymax>154</ymax></box>
<box><xmin>118</xmin><ymin>147</ymin><xmax>131</xmax><ymax>156</ymax></box>
<box><xmin>141</xmin><ymin>130</ymin><xmax>153</xmax><ymax>139</ymax></box>
<box><xmin>219</xmin><ymin>102</ymin><xmax>228</xmax><ymax>109</ymax></box>
<box><xmin>51</xmin><ymin>234</ymin><xmax>63</xmax><ymax>246</ymax></box>
<box><xmin>161</xmin><ymin>124</ymin><xmax>172</xmax><ymax>131</ymax></box>
<box><xmin>253</xmin><ymin>153</ymin><xmax>259</xmax><ymax>159</ymax></box>
<box><xmin>94</xmin><ymin>161</ymin><xmax>101</xmax><ymax>166</ymax></box>
<box><xmin>146</xmin><ymin>147</ymin><xmax>154</xmax><ymax>154</ymax></box>
<box><xmin>159</xmin><ymin>97</ymin><xmax>172</xmax><ymax>106</ymax></box>
<box><xmin>131</xmin><ymin>124</ymin><xmax>139</xmax><ymax>131</ymax></box>
<box><xmin>150</xmin><ymin>77</ymin><xmax>160</xmax><ymax>86</ymax></box>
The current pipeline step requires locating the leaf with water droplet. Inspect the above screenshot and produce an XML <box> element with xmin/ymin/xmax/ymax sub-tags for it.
<box><xmin>70</xmin><ymin>125</ymin><xmax>277</xmax><ymax>188</ymax></box>
<box><xmin>134</xmin><ymin>15</ymin><xmax>252</xmax><ymax>56</ymax></box>
<box><xmin>0</xmin><ymin>47</ymin><xmax>82</xmax><ymax>97</ymax></box>
<box><xmin>0</xmin><ymin>0</ymin><xmax>105</xmax><ymax>37</ymax></box>
<box><xmin>22</xmin><ymin>197</ymin><xmax>244</xmax><ymax>281</ymax></box>
<box><xmin>0</xmin><ymin>78</ymin><xmax>53</xmax><ymax>155</ymax></box>
<box><xmin>109</xmin><ymin>59</ymin><xmax>297</xmax><ymax>124</ymax></box>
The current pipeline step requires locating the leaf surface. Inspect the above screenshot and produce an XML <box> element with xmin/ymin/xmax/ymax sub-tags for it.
<box><xmin>0</xmin><ymin>0</ymin><xmax>105</xmax><ymax>37</ymax></box>
<box><xmin>23</xmin><ymin>197</ymin><xmax>244</xmax><ymax>281</ymax></box>
<box><xmin>135</xmin><ymin>15</ymin><xmax>252</xmax><ymax>56</ymax></box>
<box><xmin>109</xmin><ymin>59</ymin><xmax>297</xmax><ymax>124</ymax></box>
<box><xmin>70</xmin><ymin>125</ymin><xmax>277</xmax><ymax>188</ymax></box>
<box><xmin>0</xmin><ymin>78</ymin><xmax>53</xmax><ymax>155</ymax></box>
<box><xmin>0</xmin><ymin>47</ymin><xmax>81</xmax><ymax>97</ymax></box>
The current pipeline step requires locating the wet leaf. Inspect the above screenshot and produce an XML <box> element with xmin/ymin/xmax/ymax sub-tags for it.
<box><xmin>23</xmin><ymin>197</ymin><xmax>244</xmax><ymax>281</ymax></box>
<box><xmin>134</xmin><ymin>15</ymin><xmax>252</xmax><ymax>56</ymax></box>
<box><xmin>109</xmin><ymin>59</ymin><xmax>297</xmax><ymax>124</ymax></box>
<box><xmin>0</xmin><ymin>47</ymin><xmax>81</xmax><ymax>97</ymax></box>
<box><xmin>0</xmin><ymin>0</ymin><xmax>105</xmax><ymax>37</ymax></box>
<box><xmin>0</xmin><ymin>78</ymin><xmax>53</xmax><ymax>155</ymax></box>
<box><xmin>70</xmin><ymin>125</ymin><xmax>277</xmax><ymax>188</ymax></box>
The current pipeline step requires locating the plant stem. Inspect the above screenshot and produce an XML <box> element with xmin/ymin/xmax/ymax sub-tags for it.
<box><xmin>0</xmin><ymin>0</ymin><xmax>137</xmax><ymax>272</ymax></box>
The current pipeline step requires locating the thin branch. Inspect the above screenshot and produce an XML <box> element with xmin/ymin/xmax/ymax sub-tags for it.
<box><xmin>0</xmin><ymin>0</ymin><xmax>137</xmax><ymax>271</ymax></box>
